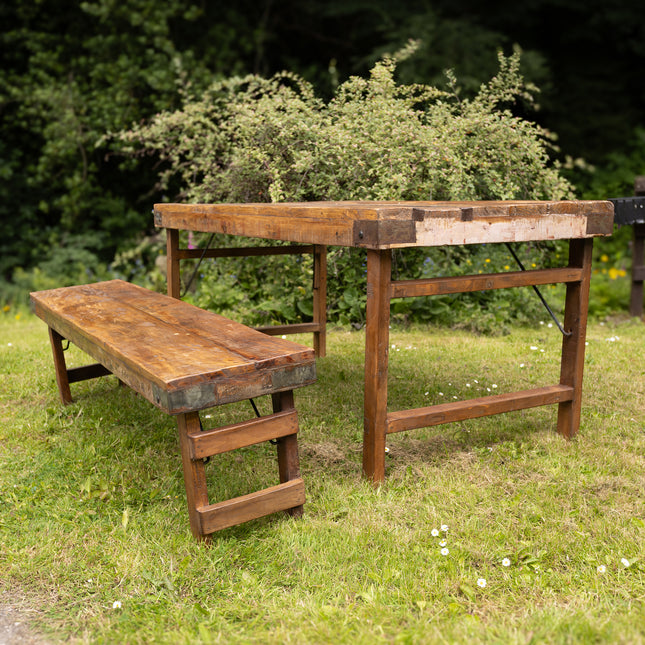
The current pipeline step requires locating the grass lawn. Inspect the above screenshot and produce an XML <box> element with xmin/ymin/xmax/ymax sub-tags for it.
<box><xmin>1</xmin><ymin>309</ymin><xmax>644</xmax><ymax>644</ymax></box>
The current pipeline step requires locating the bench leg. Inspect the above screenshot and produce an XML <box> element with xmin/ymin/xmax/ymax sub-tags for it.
<box><xmin>176</xmin><ymin>394</ymin><xmax>306</xmax><ymax>540</ymax></box>
<box><xmin>48</xmin><ymin>328</ymin><xmax>72</xmax><ymax>405</ymax></box>
<box><xmin>47</xmin><ymin>328</ymin><xmax>116</xmax><ymax>403</ymax></box>
<box><xmin>273</xmin><ymin>391</ymin><xmax>303</xmax><ymax>518</ymax></box>
<box><xmin>177</xmin><ymin>411</ymin><xmax>210</xmax><ymax>541</ymax></box>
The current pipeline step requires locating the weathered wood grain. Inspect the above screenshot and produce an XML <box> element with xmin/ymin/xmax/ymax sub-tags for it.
<box><xmin>33</xmin><ymin>280</ymin><xmax>313</xmax><ymax>539</ymax></box>
<box><xmin>197</xmin><ymin>479</ymin><xmax>306</xmax><ymax>534</ymax></box>
<box><xmin>390</xmin><ymin>267</ymin><xmax>584</xmax><ymax>299</ymax></box>
<box><xmin>154</xmin><ymin>200</ymin><xmax>614</xmax><ymax>249</ymax></box>
<box><xmin>362</xmin><ymin>249</ymin><xmax>392</xmax><ymax>484</ymax></box>
<box><xmin>30</xmin><ymin>280</ymin><xmax>316</xmax><ymax>414</ymax></box>
<box><xmin>557</xmin><ymin>239</ymin><xmax>593</xmax><ymax>438</ymax></box>
<box><xmin>154</xmin><ymin>199</ymin><xmax>607</xmax><ymax>486</ymax></box>
<box><xmin>188</xmin><ymin>409</ymin><xmax>299</xmax><ymax>459</ymax></box>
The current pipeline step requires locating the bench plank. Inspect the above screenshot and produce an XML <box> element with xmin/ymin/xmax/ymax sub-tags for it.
<box><xmin>31</xmin><ymin>280</ymin><xmax>316</xmax><ymax>414</ymax></box>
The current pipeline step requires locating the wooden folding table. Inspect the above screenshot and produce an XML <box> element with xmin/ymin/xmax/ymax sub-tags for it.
<box><xmin>154</xmin><ymin>200</ymin><xmax>614</xmax><ymax>483</ymax></box>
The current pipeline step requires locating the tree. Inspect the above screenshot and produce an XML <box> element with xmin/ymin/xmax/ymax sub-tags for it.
<box><xmin>0</xmin><ymin>1</ymin><xmax>218</xmax><ymax>286</ymax></box>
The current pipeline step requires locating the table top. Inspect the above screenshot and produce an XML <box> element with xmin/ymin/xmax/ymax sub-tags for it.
<box><xmin>154</xmin><ymin>200</ymin><xmax>614</xmax><ymax>249</ymax></box>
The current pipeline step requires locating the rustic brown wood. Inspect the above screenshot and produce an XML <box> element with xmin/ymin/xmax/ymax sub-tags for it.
<box><xmin>272</xmin><ymin>390</ymin><xmax>304</xmax><ymax>517</ymax></box>
<box><xmin>177</xmin><ymin>411</ymin><xmax>210</xmax><ymax>540</ymax></box>
<box><xmin>167</xmin><ymin>228</ymin><xmax>181</xmax><ymax>298</ymax></box>
<box><xmin>48</xmin><ymin>328</ymin><xmax>72</xmax><ymax>404</ymax></box>
<box><xmin>154</xmin><ymin>199</ymin><xmax>612</xmax><ymax>484</ymax></box>
<box><xmin>387</xmin><ymin>385</ymin><xmax>574</xmax><ymax>434</ymax></box>
<box><xmin>188</xmin><ymin>409</ymin><xmax>298</xmax><ymax>459</ymax></box>
<box><xmin>155</xmin><ymin>201</ymin><xmax>614</xmax><ymax>249</ymax></box>
<box><xmin>313</xmin><ymin>244</ymin><xmax>327</xmax><ymax>357</ymax></box>
<box><xmin>557</xmin><ymin>238</ymin><xmax>593</xmax><ymax>438</ymax></box>
<box><xmin>166</xmin><ymin>227</ymin><xmax>327</xmax><ymax>356</ymax></box>
<box><xmin>67</xmin><ymin>363</ymin><xmax>112</xmax><ymax>383</ymax></box>
<box><xmin>176</xmin><ymin>244</ymin><xmax>314</xmax><ymax>260</ymax></box>
<box><xmin>198</xmin><ymin>479</ymin><xmax>306</xmax><ymax>534</ymax></box>
<box><xmin>32</xmin><ymin>280</ymin><xmax>315</xmax><ymax>538</ymax></box>
<box><xmin>630</xmin><ymin>222</ymin><xmax>644</xmax><ymax>317</ymax></box>
<box><xmin>362</xmin><ymin>249</ymin><xmax>392</xmax><ymax>484</ymax></box>
<box><xmin>30</xmin><ymin>280</ymin><xmax>315</xmax><ymax>414</ymax></box>
<box><xmin>255</xmin><ymin>322</ymin><xmax>320</xmax><ymax>336</ymax></box>
<box><xmin>390</xmin><ymin>267</ymin><xmax>584</xmax><ymax>299</ymax></box>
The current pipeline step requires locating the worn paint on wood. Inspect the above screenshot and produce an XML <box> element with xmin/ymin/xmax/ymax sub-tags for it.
<box><xmin>154</xmin><ymin>200</ymin><xmax>614</xmax><ymax>249</ymax></box>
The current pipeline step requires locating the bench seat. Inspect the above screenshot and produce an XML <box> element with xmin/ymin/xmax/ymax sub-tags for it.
<box><xmin>30</xmin><ymin>280</ymin><xmax>316</xmax><ymax>539</ymax></box>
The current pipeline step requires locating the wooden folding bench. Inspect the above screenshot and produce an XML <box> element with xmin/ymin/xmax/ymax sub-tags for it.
<box><xmin>30</xmin><ymin>280</ymin><xmax>316</xmax><ymax>540</ymax></box>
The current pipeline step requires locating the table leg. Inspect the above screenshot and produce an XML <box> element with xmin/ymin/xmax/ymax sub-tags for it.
<box><xmin>557</xmin><ymin>238</ymin><xmax>593</xmax><ymax>438</ymax></box>
<box><xmin>630</xmin><ymin>223</ymin><xmax>645</xmax><ymax>318</ymax></box>
<box><xmin>166</xmin><ymin>228</ymin><xmax>181</xmax><ymax>298</ymax></box>
<box><xmin>363</xmin><ymin>249</ymin><xmax>392</xmax><ymax>484</ymax></box>
<box><xmin>313</xmin><ymin>244</ymin><xmax>327</xmax><ymax>357</ymax></box>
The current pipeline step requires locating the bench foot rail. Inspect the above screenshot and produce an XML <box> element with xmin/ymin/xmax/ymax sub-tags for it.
<box><xmin>198</xmin><ymin>479</ymin><xmax>305</xmax><ymax>534</ymax></box>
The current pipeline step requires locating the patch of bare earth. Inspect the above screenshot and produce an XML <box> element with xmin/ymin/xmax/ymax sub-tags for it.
<box><xmin>0</xmin><ymin>591</ymin><xmax>51</xmax><ymax>645</ymax></box>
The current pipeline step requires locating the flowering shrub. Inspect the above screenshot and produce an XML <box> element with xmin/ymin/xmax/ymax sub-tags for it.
<box><xmin>120</xmin><ymin>44</ymin><xmax>571</xmax><ymax>204</ymax></box>
<box><xmin>117</xmin><ymin>44</ymin><xmax>575</xmax><ymax>329</ymax></box>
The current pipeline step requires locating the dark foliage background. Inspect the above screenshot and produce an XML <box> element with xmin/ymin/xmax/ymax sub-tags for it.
<box><xmin>1</xmin><ymin>0</ymin><xmax>643</xmax><ymax>314</ymax></box>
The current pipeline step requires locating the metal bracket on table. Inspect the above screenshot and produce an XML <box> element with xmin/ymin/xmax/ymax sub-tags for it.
<box><xmin>609</xmin><ymin>197</ymin><xmax>645</xmax><ymax>225</ymax></box>
<box><xmin>505</xmin><ymin>243</ymin><xmax>571</xmax><ymax>336</ymax></box>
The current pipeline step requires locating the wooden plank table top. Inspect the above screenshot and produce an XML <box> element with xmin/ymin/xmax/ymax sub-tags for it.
<box><xmin>154</xmin><ymin>200</ymin><xmax>614</xmax><ymax>248</ymax></box>
<box><xmin>30</xmin><ymin>280</ymin><xmax>316</xmax><ymax>414</ymax></box>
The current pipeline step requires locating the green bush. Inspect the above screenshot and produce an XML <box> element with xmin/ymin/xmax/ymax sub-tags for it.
<box><xmin>118</xmin><ymin>44</ymin><xmax>575</xmax><ymax>331</ymax></box>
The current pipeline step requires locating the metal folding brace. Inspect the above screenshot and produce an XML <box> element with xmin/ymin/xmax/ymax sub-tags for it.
<box><xmin>248</xmin><ymin>398</ymin><xmax>279</xmax><ymax>444</ymax></box>
<box><xmin>198</xmin><ymin>415</ymin><xmax>211</xmax><ymax>464</ymax></box>
<box><xmin>181</xmin><ymin>233</ymin><xmax>215</xmax><ymax>298</ymax></box>
<box><xmin>505</xmin><ymin>243</ymin><xmax>571</xmax><ymax>336</ymax></box>
<box><xmin>198</xmin><ymin>398</ymin><xmax>273</xmax><ymax>465</ymax></box>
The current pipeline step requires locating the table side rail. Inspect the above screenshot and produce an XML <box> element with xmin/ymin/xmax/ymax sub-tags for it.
<box><xmin>387</xmin><ymin>385</ymin><xmax>575</xmax><ymax>434</ymax></box>
<box><xmin>391</xmin><ymin>267</ymin><xmax>584</xmax><ymax>299</ymax></box>
<box><xmin>176</xmin><ymin>244</ymin><xmax>315</xmax><ymax>260</ymax></box>
<box><xmin>166</xmin><ymin>229</ymin><xmax>328</xmax><ymax>355</ymax></box>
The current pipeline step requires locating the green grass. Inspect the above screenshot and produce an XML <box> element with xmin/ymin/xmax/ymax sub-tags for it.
<box><xmin>1</xmin><ymin>310</ymin><xmax>644</xmax><ymax>644</ymax></box>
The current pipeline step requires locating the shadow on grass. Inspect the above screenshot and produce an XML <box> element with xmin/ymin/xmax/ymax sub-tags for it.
<box><xmin>32</xmin><ymin>338</ymin><xmax>572</xmax><ymax>543</ymax></box>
